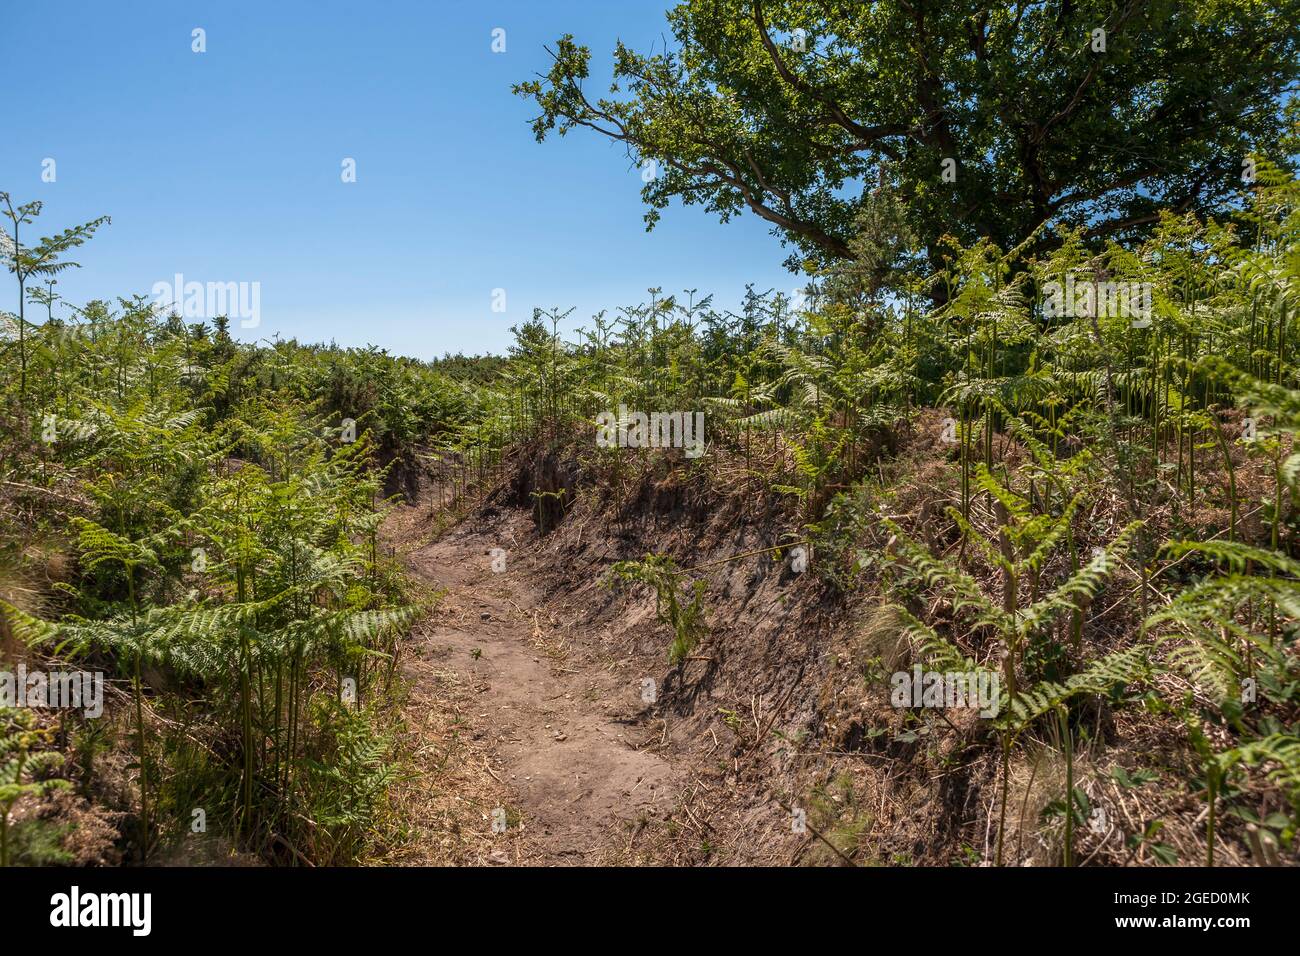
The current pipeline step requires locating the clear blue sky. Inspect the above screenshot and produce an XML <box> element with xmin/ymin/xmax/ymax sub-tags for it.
<box><xmin>0</xmin><ymin>0</ymin><xmax>798</xmax><ymax>359</ymax></box>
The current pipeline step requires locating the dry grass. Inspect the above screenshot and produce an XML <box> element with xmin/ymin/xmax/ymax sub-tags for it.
<box><xmin>376</xmin><ymin>646</ymin><xmax>508</xmax><ymax>865</ymax></box>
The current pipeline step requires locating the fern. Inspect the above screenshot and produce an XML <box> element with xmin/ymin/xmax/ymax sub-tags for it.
<box><xmin>609</xmin><ymin>554</ymin><xmax>708</xmax><ymax>665</ymax></box>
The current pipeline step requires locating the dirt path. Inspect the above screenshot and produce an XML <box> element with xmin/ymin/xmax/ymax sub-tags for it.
<box><xmin>390</xmin><ymin>506</ymin><xmax>677</xmax><ymax>865</ymax></box>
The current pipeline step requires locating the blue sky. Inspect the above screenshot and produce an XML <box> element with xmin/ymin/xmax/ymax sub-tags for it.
<box><xmin>0</xmin><ymin>1</ymin><xmax>798</xmax><ymax>359</ymax></box>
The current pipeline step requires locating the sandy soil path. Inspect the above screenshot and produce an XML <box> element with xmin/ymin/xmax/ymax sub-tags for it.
<box><xmin>392</xmin><ymin>507</ymin><xmax>677</xmax><ymax>864</ymax></box>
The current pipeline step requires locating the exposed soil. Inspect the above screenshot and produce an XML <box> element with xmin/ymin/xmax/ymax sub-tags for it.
<box><xmin>384</xmin><ymin>500</ymin><xmax>678</xmax><ymax>864</ymax></box>
<box><xmin>381</xmin><ymin>419</ymin><xmax>1280</xmax><ymax>868</ymax></box>
<box><xmin>379</xmin><ymin>441</ymin><xmax>869</xmax><ymax>867</ymax></box>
